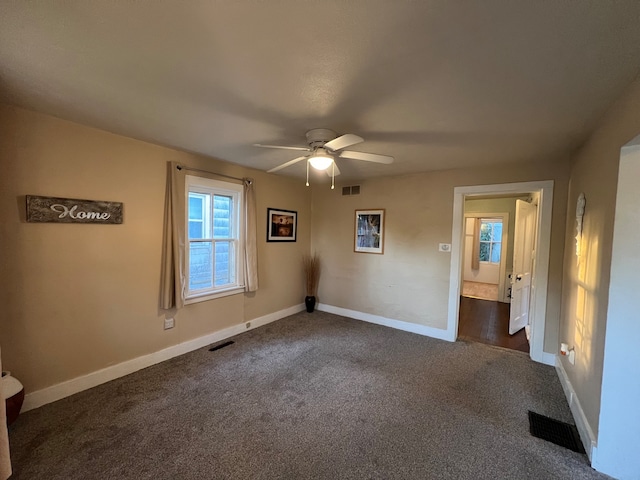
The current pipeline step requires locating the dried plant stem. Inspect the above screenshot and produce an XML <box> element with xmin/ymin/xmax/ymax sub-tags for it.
<box><xmin>302</xmin><ymin>254</ymin><xmax>320</xmax><ymax>296</ymax></box>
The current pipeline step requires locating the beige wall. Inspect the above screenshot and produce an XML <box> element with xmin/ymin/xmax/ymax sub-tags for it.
<box><xmin>559</xmin><ymin>77</ymin><xmax>640</xmax><ymax>438</ymax></box>
<box><xmin>0</xmin><ymin>105</ymin><xmax>311</xmax><ymax>393</ymax></box>
<box><xmin>312</xmin><ymin>160</ymin><xmax>570</xmax><ymax>352</ymax></box>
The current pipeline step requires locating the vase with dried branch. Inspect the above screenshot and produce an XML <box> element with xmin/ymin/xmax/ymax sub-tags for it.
<box><xmin>302</xmin><ymin>253</ymin><xmax>320</xmax><ymax>312</ymax></box>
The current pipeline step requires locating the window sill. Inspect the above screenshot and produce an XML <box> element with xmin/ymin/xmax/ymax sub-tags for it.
<box><xmin>185</xmin><ymin>286</ymin><xmax>245</xmax><ymax>305</ymax></box>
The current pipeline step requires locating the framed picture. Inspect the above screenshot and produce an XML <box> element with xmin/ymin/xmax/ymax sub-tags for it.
<box><xmin>267</xmin><ymin>208</ymin><xmax>297</xmax><ymax>242</ymax></box>
<box><xmin>355</xmin><ymin>209</ymin><xmax>385</xmax><ymax>254</ymax></box>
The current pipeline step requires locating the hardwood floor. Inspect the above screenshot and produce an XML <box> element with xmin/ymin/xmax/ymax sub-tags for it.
<box><xmin>458</xmin><ymin>296</ymin><xmax>529</xmax><ymax>353</ymax></box>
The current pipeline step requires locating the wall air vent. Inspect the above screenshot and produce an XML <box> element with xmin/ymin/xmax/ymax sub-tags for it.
<box><xmin>342</xmin><ymin>185</ymin><xmax>361</xmax><ymax>196</ymax></box>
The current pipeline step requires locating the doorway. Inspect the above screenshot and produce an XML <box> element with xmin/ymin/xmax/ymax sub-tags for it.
<box><xmin>445</xmin><ymin>180</ymin><xmax>555</xmax><ymax>365</ymax></box>
<box><xmin>460</xmin><ymin>201</ymin><xmax>529</xmax><ymax>353</ymax></box>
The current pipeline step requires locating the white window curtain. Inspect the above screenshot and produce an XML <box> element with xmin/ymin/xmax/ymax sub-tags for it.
<box><xmin>160</xmin><ymin>162</ymin><xmax>258</xmax><ymax>309</ymax></box>
<box><xmin>0</xmin><ymin>348</ymin><xmax>12</xmax><ymax>480</ymax></box>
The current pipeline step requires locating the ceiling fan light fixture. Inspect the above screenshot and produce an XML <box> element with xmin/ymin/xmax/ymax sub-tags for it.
<box><xmin>308</xmin><ymin>150</ymin><xmax>333</xmax><ymax>170</ymax></box>
<box><xmin>255</xmin><ymin>130</ymin><xmax>394</xmax><ymax>180</ymax></box>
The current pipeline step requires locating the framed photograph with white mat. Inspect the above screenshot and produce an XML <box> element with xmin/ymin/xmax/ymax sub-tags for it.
<box><xmin>354</xmin><ymin>209</ymin><xmax>384</xmax><ymax>254</ymax></box>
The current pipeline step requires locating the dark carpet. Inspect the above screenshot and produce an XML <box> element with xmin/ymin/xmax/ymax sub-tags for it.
<box><xmin>8</xmin><ymin>311</ymin><xmax>607</xmax><ymax>479</ymax></box>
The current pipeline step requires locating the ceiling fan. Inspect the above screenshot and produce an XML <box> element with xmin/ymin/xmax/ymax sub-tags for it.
<box><xmin>254</xmin><ymin>128</ymin><xmax>394</xmax><ymax>188</ymax></box>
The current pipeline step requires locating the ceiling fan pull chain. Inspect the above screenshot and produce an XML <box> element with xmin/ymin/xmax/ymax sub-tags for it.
<box><xmin>331</xmin><ymin>162</ymin><xmax>335</xmax><ymax>190</ymax></box>
<box><xmin>306</xmin><ymin>159</ymin><xmax>310</xmax><ymax>187</ymax></box>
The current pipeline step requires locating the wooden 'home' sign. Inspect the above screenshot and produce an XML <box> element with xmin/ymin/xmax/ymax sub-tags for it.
<box><xmin>26</xmin><ymin>195</ymin><xmax>123</xmax><ymax>224</ymax></box>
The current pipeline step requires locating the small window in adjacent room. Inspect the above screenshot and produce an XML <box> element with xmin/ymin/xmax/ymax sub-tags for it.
<box><xmin>185</xmin><ymin>175</ymin><xmax>244</xmax><ymax>302</ymax></box>
<box><xmin>479</xmin><ymin>219</ymin><xmax>502</xmax><ymax>264</ymax></box>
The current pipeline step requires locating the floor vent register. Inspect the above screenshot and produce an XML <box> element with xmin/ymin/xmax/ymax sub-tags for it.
<box><xmin>528</xmin><ymin>411</ymin><xmax>585</xmax><ymax>454</ymax></box>
<box><xmin>209</xmin><ymin>341</ymin><xmax>235</xmax><ymax>352</ymax></box>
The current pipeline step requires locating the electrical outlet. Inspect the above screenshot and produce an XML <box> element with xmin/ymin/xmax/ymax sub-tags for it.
<box><xmin>568</xmin><ymin>349</ymin><xmax>576</xmax><ymax>365</ymax></box>
<box><xmin>164</xmin><ymin>318</ymin><xmax>175</xmax><ymax>330</ymax></box>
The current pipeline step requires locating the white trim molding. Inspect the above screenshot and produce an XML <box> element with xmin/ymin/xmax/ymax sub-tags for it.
<box><xmin>317</xmin><ymin>303</ymin><xmax>451</xmax><ymax>341</ymax></box>
<box><xmin>22</xmin><ymin>303</ymin><xmax>305</xmax><ymax>412</ymax></box>
<box><xmin>555</xmin><ymin>356</ymin><xmax>597</xmax><ymax>461</ymax></box>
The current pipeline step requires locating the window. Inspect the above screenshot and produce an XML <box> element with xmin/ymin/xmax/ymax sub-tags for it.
<box><xmin>479</xmin><ymin>219</ymin><xmax>502</xmax><ymax>264</ymax></box>
<box><xmin>185</xmin><ymin>175</ymin><xmax>244</xmax><ymax>301</ymax></box>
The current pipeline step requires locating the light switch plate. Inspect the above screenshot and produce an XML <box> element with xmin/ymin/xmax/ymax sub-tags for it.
<box><xmin>439</xmin><ymin>243</ymin><xmax>451</xmax><ymax>252</ymax></box>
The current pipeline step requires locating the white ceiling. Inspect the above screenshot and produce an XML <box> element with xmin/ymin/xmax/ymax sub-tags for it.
<box><xmin>2</xmin><ymin>1</ymin><xmax>640</xmax><ymax>182</ymax></box>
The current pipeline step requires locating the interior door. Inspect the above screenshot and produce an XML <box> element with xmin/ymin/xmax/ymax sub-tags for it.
<box><xmin>509</xmin><ymin>199</ymin><xmax>537</xmax><ymax>335</ymax></box>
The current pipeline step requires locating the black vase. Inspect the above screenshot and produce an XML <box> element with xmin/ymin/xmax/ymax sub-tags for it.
<box><xmin>305</xmin><ymin>295</ymin><xmax>316</xmax><ymax>313</ymax></box>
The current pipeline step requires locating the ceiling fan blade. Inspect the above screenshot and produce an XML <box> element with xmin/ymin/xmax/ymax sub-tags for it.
<box><xmin>339</xmin><ymin>150</ymin><xmax>394</xmax><ymax>164</ymax></box>
<box><xmin>267</xmin><ymin>156</ymin><xmax>308</xmax><ymax>173</ymax></box>
<box><xmin>326</xmin><ymin>162</ymin><xmax>341</xmax><ymax>177</ymax></box>
<box><xmin>324</xmin><ymin>134</ymin><xmax>364</xmax><ymax>152</ymax></box>
<box><xmin>254</xmin><ymin>143</ymin><xmax>311</xmax><ymax>152</ymax></box>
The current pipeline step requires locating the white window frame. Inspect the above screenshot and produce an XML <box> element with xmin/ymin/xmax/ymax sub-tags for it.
<box><xmin>187</xmin><ymin>192</ymin><xmax>210</xmax><ymax>240</ymax></box>
<box><xmin>185</xmin><ymin>175</ymin><xmax>244</xmax><ymax>304</ymax></box>
<box><xmin>479</xmin><ymin>218</ymin><xmax>503</xmax><ymax>265</ymax></box>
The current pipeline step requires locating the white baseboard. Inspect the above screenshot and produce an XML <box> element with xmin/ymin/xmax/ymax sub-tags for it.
<box><xmin>22</xmin><ymin>303</ymin><xmax>304</xmax><ymax>412</ymax></box>
<box><xmin>317</xmin><ymin>303</ymin><xmax>451</xmax><ymax>341</ymax></box>
<box><xmin>555</xmin><ymin>356</ymin><xmax>597</xmax><ymax>461</ymax></box>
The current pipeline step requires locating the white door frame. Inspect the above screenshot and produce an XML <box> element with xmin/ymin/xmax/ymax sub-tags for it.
<box><xmin>445</xmin><ymin>180</ymin><xmax>554</xmax><ymax>365</ymax></box>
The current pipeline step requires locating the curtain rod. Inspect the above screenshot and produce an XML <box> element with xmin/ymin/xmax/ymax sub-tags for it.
<box><xmin>176</xmin><ymin>165</ymin><xmax>252</xmax><ymax>184</ymax></box>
